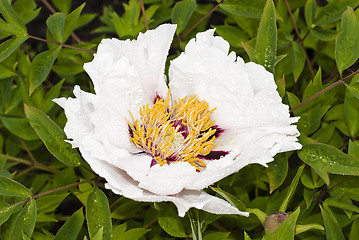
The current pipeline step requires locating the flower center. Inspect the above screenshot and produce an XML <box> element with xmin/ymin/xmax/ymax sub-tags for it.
<box><xmin>128</xmin><ymin>89</ymin><xmax>217</xmax><ymax>171</ymax></box>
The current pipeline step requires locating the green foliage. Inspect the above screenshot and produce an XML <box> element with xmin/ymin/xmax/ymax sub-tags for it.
<box><xmin>157</xmin><ymin>204</ymin><xmax>187</xmax><ymax>238</ymax></box>
<box><xmin>86</xmin><ymin>188</ymin><xmax>112</xmax><ymax>240</ymax></box>
<box><xmin>171</xmin><ymin>0</ymin><xmax>197</xmax><ymax>34</ymax></box>
<box><xmin>24</xmin><ymin>104</ymin><xmax>81</xmax><ymax>166</ymax></box>
<box><xmin>1</xmin><ymin>0</ymin><xmax>359</xmax><ymax>239</ymax></box>
<box><xmin>335</xmin><ymin>7</ymin><xmax>359</xmax><ymax>75</ymax></box>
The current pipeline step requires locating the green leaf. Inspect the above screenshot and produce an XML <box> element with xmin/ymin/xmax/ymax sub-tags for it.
<box><xmin>305</xmin><ymin>0</ymin><xmax>316</xmax><ymax>27</ymax></box>
<box><xmin>158</xmin><ymin>205</ymin><xmax>187</xmax><ymax>238</ymax></box>
<box><xmin>112</xmin><ymin>224</ymin><xmax>127</xmax><ymax>238</ymax></box>
<box><xmin>266</xmin><ymin>154</ymin><xmax>288</xmax><ymax>193</ymax></box>
<box><xmin>210</xmin><ymin>186</ymin><xmax>246</xmax><ymax>211</ymax></box>
<box><xmin>312</xmin><ymin>125</ymin><xmax>335</xmax><ymax>144</ymax></box>
<box><xmin>36</xmin><ymin>193</ymin><xmax>69</xmax><ymax>213</ymax></box>
<box><xmin>203</xmin><ymin>232</ymin><xmax>230</xmax><ymax>240</ymax></box>
<box><xmin>311</xmin><ymin>28</ymin><xmax>337</xmax><ymax>41</ymax></box>
<box><xmin>244</xmin><ymin>232</ymin><xmax>253</xmax><ymax>240</ymax></box>
<box><xmin>349</xmin><ymin>140</ymin><xmax>359</xmax><ymax>158</ymax></box>
<box><xmin>303</xmin><ymin>188</ymin><xmax>314</xmax><ymax>209</ymax></box>
<box><xmin>291</xmin><ymin>42</ymin><xmax>305</xmax><ymax>81</ymax></box>
<box><xmin>0</xmin><ymin>35</ymin><xmax>29</xmax><ymax>63</ymax></box>
<box><xmin>28</xmin><ymin>46</ymin><xmax>62</xmax><ymax>95</ymax></box>
<box><xmin>346</xmin><ymin>82</ymin><xmax>359</xmax><ymax>100</ymax></box>
<box><xmin>86</xmin><ymin>188</ymin><xmax>112</xmax><ymax>240</ymax></box>
<box><xmin>171</xmin><ymin>0</ymin><xmax>197</xmax><ymax>34</ymax></box>
<box><xmin>0</xmin><ymin>0</ymin><xmax>27</xmax><ymax>34</ymax></box>
<box><xmin>279</xmin><ymin>165</ymin><xmax>304</xmax><ymax>212</ymax></box>
<box><xmin>220</xmin><ymin>0</ymin><xmax>266</xmax><ymax>18</ymax></box>
<box><xmin>335</xmin><ymin>7</ymin><xmax>359</xmax><ymax>75</ymax></box>
<box><xmin>345</xmin><ymin>87</ymin><xmax>359</xmax><ymax>137</ymax></box>
<box><xmin>299</xmin><ymin>143</ymin><xmax>359</xmax><ymax>184</ymax></box>
<box><xmin>246</xmin><ymin>208</ymin><xmax>267</xmax><ymax>224</ymax></box>
<box><xmin>315</xmin><ymin>0</ymin><xmax>359</xmax><ymax>26</ymax></box>
<box><xmin>24</xmin><ymin>104</ymin><xmax>81</xmax><ymax>166</ymax></box>
<box><xmin>213</xmin><ymin>25</ymin><xmax>249</xmax><ymax>48</ymax></box>
<box><xmin>54</xmin><ymin>208</ymin><xmax>84</xmax><ymax>240</ymax></box>
<box><xmin>9</xmin><ymin>199</ymin><xmax>37</xmax><ymax>239</ymax></box>
<box><xmin>325</xmin><ymin>197</ymin><xmax>359</xmax><ymax>213</ymax></box>
<box><xmin>13</xmin><ymin>0</ymin><xmax>41</xmax><ymax>24</ymax></box>
<box><xmin>242</xmin><ymin>41</ymin><xmax>256</xmax><ymax>61</ymax></box>
<box><xmin>64</xmin><ymin>3</ymin><xmax>86</xmax><ymax>42</ymax></box>
<box><xmin>111</xmin><ymin>201</ymin><xmax>142</xmax><ymax>220</ymax></box>
<box><xmin>297</xmin><ymin>106</ymin><xmax>330</xmax><ymax>136</ymax></box>
<box><xmin>0</xmin><ymin>203</ymin><xmax>16</xmax><ymax>225</ymax></box>
<box><xmin>22</xmin><ymin>232</ymin><xmax>31</xmax><ymax>240</ymax></box>
<box><xmin>0</xmin><ymin>64</ymin><xmax>17</xmax><ymax>80</ymax></box>
<box><xmin>300</xmin><ymin>168</ymin><xmax>325</xmax><ymax>189</ymax></box>
<box><xmin>267</xmin><ymin>208</ymin><xmax>300</xmax><ymax>240</ymax></box>
<box><xmin>0</xmin><ymin>175</ymin><xmax>32</xmax><ymax>197</ymax></box>
<box><xmin>92</xmin><ymin>227</ymin><xmax>104</xmax><ymax>240</ymax></box>
<box><xmin>0</xmin><ymin>116</ymin><xmax>39</xmax><ymax>141</ymax></box>
<box><xmin>51</xmin><ymin>0</ymin><xmax>71</xmax><ymax>13</ymax></box>
<box><xmin>254</xmin><ymin>0</ymin><xmax>277</xmax><ymax>73</ymax></box>
<box><xmin>42</xmin><ymin>79</ymin><xmax>65</xmax><ymax>113</ymax></box>
<box><xmin>320</xmin><ymin>205</ymin><xmax>345</xmax><ymax>240</ymax></box>
<box><xmin>46</xmin><ymin>13</ymin><xmax>66</xmax><ymax>43</ymax></box>
<box><xmin>119</xmin><ymin>228</ymin><xmax>151</xmax><ymax>240</ymax></box>
<box><xmin>296</xmin><ymin>223</ymin><xmax>324</xmax><ymax>234</ymax></box>
<box><xmin>349</xmin><ymin>219</ymin><xmax>359</xmax><ymax>240</ymax></box>
<box><xmin>275</xmin><ymin>76</ymin><xmax>286</xmax><ymax>98</ymax></box>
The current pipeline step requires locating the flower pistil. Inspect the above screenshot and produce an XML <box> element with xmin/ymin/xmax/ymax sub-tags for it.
<box><xmin>128</xmin><ymin>89</ymin><xmax>218</xmax><ymax>171</ymax></box>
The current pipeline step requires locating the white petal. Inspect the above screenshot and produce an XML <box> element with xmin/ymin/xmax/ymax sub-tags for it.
<box><xmin>106</xmin><ymin>183</ymin><xmax>248</xmax><ymax>217</ymax></box>
<box><xmin>167</xmin><ymin>29</ymin><xmax>301</xmax><ymax>189</ymax></box>
<box><xmin>84</xmin><ymin>24</ymin><xmax>176</xmax><ymax>109</ymax></box>
<box><xmin>138</xmin><ymin>162</ymin><xmax>196</xmax><ymax>195</ymax></box>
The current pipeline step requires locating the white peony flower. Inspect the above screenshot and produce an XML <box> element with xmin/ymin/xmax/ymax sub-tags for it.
<box><xmin>54</xmin><ymin>24</ymin><xmax>301</xmax><ymax>217</ymax></box>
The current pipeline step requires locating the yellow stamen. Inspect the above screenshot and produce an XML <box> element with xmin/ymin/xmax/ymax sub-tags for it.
<box><xmin>127</xmin><ymin>89</ymin><xmax>217</xmax><ymax>171</ymax></box>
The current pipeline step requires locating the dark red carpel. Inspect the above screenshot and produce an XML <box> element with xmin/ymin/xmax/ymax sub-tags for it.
<box><xmin>199</xmin><ymin>150</ymin><xmax>229</xmax><ymax>160</ymax></box>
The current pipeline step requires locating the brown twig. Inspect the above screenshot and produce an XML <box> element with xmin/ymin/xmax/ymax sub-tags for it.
<box><xmin>109</xmin><ymin>196</ymin><xmax>123</xmax><ymax>209</ymax></box>
<box><xmin>143</xmin><ymin>216</ymin><xmax>158</xmax><ymax>229</ymax></box>
<box><xmin>12</xmin><ymin>178</ymin><xmax>97</xmax><ymax>207</ymax></box>
<box><xmin>140</xmin><ymin>0</ymin><xmax>149</xmax><ymax>30</ymax></box>
<box><xmin>28</xmin><ymin>35</ymin><xmax>96</xmax><ymax>53</ymax></box>
<box><xmin>1</xmin><ymin>153</ymin><xmax>59</xmax><ymax>173</ymax></box>
<box><xmin>40</xmin><ymin>0</ymin><xmax>82</xmax><ymax>43</ymax></box>
<box><xmin>40</xmin><ymin>0</ymin><xmax>56</xmax><ymax>14</ymax></box>
<box><xmin>173</xmin><ymin>0</ymin><xmax>224</xmax><ymax>46</ymax></box>
<box><xmin>290</xmin><ymin>69</ymin><xmax>359</xmax><ymax>113</ymax></box>
<box><xmin>284</xmin><ymin>0</ymin><xmax>315</xmax><ymax>78</ymax></box>
<box><xmin>19</xmin><ymin>139</ymin><xmax>37</xmax><ymax>164</ymax></box>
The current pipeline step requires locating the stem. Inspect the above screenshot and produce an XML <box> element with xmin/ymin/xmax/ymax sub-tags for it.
<box><xmin>143</xmin><ymin>216</ymin><xmax>158</xmax><ymax>229</ymax></box>
<box><xmin>19</xmin><ymin>139</ymin><xmax>37</xmax><ymax>164</ymax></box>
<box><xmin>290</xmin><ymin>69</ymin><xmax>359</xmax><ymax>113</ymax></box>
<box><xmin>140</xmin><ymin>0</ymin><xmax>149</xmax><ymax>30</ymax></box>
<box><xmin>28</xmin><ymin>35</ymin><xmax>95</xmax><ymax>54</ymax></box>
<box><xmin>40</xmin><ymin>0</ymin><xmax>82</xmax><ymax>43</ymax></box>
<box><xmin>173</xmin><ymin>0</ymin><xmax>224</xmax><ymax>46</ymax></box>
<box><xmin>1</xmin><ymin>153</ymin><xmax>59</xmax><ymax>173</ymax></box>
<box><xmin>284</xmin><ymin>0</ymin><xmax>315</xmax><ymax>78</ymax></box>
<box><xmin>109</xmin><ymin>196</ymin><xmax>123</xmax><ymax>209</ymax></box>
<box><xmin>40</xmin><ymin>0</ymin><xmax>56</xmax><ymax>14</ymax></box>
<box><xmin>13</xmin><ymin>178</ymin><xmax>97</xmax><ymax>207</ymax></box>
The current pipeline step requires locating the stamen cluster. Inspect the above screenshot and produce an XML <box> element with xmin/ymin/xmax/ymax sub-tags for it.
<box><xmin>128</xmin><ymin>90</ymin><xmax>217</xmax><ymax>171</ymax></box>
